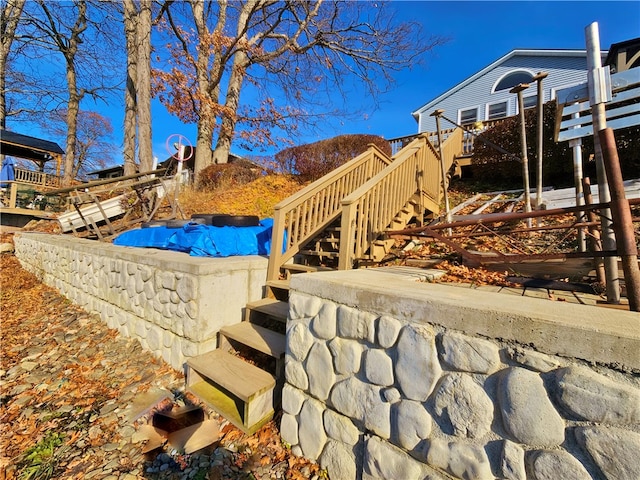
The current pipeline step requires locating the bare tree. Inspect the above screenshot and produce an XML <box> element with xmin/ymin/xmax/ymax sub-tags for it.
<box><xmin>41</xmin><ymin>109</ymin><xmax>116</xmax><ymax>179</ymax></box>
<box><xmin>10</xmin><ymin>0</ymin><xmax>122</xmax><ymax>184</ymax></box>
<box><xmin>155</xmin><ymin>1</ymin><xmax>444</xmax><ymax>180</ymax></box>
<box><xmin>0</xmin><ymin>0</ymin><xmax>26</xmax><ymax>129</ymax></box>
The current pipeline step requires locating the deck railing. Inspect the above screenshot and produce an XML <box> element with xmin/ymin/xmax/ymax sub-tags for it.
<box><xmin>14</xmin><ymin>168</ymin><xmax>63</xmax><ymax>188</ymax></box>
<box><xmin>339</xmin><ymin>128</ymin><xmax>463</xmax><ymax>269</ymax></box>
<box><xmin>389</xmin><ymin>118</ymin><xmax>509</xmax><ymax>156</ymax></box>
<box><xmin>266</xmin><ymin>144</ymin><xmax>392</xmax><ymax>282</ymax></box>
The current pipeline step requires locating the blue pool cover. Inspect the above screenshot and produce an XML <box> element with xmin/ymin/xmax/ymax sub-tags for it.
<box><xmin>113</xmin><ymin>218</ymin><xmax>277</xmax><ymax>257</ymax></box>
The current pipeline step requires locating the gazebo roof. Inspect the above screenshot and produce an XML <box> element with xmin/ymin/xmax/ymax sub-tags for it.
<box><xmin>0</xmin><ymin>129</ymin><xmax>64</xmax><ymax>165</ymax></box>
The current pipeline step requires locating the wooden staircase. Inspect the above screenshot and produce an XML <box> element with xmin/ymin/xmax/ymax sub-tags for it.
<box><xmin>185</xmin><ymin>130</ymin><xmax>464</xmax><ymax>433</ymax></box>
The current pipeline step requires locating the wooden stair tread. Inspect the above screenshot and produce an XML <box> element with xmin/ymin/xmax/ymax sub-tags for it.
<box><xmin>281</xmin><ymin>264</ymin><xmax>334</xmax><ymax>273</ymax></box>
<box><xmin>187</xmin><ymin>350</ymin><xmax>275</xmax><ymax>402</ymax></box>
<box><xmin>221</xmin><ymin>322</ymin><xmax>286</xmax><ymax>358</ymax></box>
<box><xmin>299</xmin><ymin>249</ymin><xmax>339</xmax><ymax>258</ymax></box>
<box><xmin>266</xmin><ymin>279</ymin><xmax>290</xmax><ymax>290</ymax></box>
<box><xmin>246</xmin><ymin>297</ymin><xmax>289</xmax><ymax>320</ymax></box>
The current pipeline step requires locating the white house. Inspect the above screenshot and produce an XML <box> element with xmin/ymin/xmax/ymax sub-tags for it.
<box><xmin>410</xmin><ymin>49</ymin><xmax>607</xmax><ymax>135</ymax></box>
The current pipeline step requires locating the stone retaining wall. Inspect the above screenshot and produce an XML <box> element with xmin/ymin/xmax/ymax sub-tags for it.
<box><xmin>282</xmin><ymin>268</ymin><xmax>640</xmax><ymax>480</ymax></box>
<box><xmin>14</xmin><ymin>233</ymin><xmax>268</xmax><ymax>371</ymax></box>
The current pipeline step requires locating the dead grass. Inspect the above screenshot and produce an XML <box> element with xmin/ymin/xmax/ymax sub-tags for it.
<box><xmin>178</xmin><ymin>174</ymin><xmax>306</xmax><ymax>219</ymax></box>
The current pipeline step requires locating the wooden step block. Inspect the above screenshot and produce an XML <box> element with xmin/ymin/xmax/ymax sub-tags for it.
<box><xmin>220</xmin><ymin>322</ymin><xmax>286</xmax><ymax>358</ymax></box>
<box><xmin>186</xmin><ymin>350</ymin><xmax>275</xmax><ymax>434</ymax></box>
<box><xmin>245</xmin><ymin>297</ymin><xmax>289</xmax><ymax>322</ymax></box>
<box><xmin>265</xmin><ymin>279</ymin><xmax>290</xmax><ymax>301</ymax></box>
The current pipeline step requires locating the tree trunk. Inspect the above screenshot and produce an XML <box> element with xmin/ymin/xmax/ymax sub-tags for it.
<box><xmin>190</xmin><ymin>0</ymin><xmax>219</xmax><ymax>180</ymax></box>
<box><xmin>64</xmin><ymin>67</ymin><xmax>81</xmax><ymax>185</ymax></box>
<box><xmin>0</xmin><ymin>0</ymin><xmax>26</xmax><ymax>130</ymax></box>
<box><xmin>123</xmin><ymin>0</ymin><xmax>138</xmax><ymax>175</ymax></box>
<box><xmin>213</xmin><ymin>51</ymin><xmax>247</xmax><ymax>164</ymax></box>
<box><xmin>136</xmin><ymin>0</ymin><xmax>152</xmax><ymax>171</ymax></box>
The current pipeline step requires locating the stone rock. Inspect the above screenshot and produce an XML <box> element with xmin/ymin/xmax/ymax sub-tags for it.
<box><xmin>323</xmin><ymin>409</ymin><xmax>360</xmax><ymax>446</ymax></box>
<box><xmin>363</xmin><ymin>349</ymin><xmax>394</xmax><ymax>387</ymax></box>
<box><xmin>425</xmin><ymin>438</ymin><xmax>493</xmax><ymax>480</ymax></box>
<box><xmin>319</xmin><ymin>439</ymin><xmax>357</xmax><ymax>480</ymax></box>
<box><xmin>575</xmin><ymin>426</ymin><xmax>640</xmax><ymax>480</ymax></box>
<box><xmin>498</xmin><ymin>367</ymin><xmax>565</xmax><ymax>447</ymax></box>
<box><xmin>555</xmin><ymin>366</ymin><xmax>640</xmax><ymax>424</ymax></box>
<box><xmin>505</xmin><ymin>347</ymin><xmax>560</xmax><ymax>372</ymax></box>
<box><xmin>287</xmin><ymin>320</ymin><xmax>314</xmax><ymax>362</ymax></box>
<box><xmin>176</xmin><ymin>275</ymin><xmax>196</xmax><ymax>303</ymax></box>
<box><xmin>382</xmin><ymin>387</ymin><xmax>401</xmax><ymax>404</ymax></box>
<box><xmin>337</xmin><ymin>305</ymin><xmax>377</xmax><ymax>343</ymax></box>
<box><xmin>439</xmin><ymin>332</ymin><xmax>500</xmax><ymax>374</ymax></box>
<box><xmin>330</xmin><ymin>377</ymin><xmax>389</xmax><ymax>438</ymax></box>
<box><xmin>529</xmin><ymin>450</ymin><xmax>590</xmax><ymax>480</ymax></box>
<box><xmin>306</xmin><ymin>342</ymin><xmax>336</xmax><ymax>401</ymax></box>
<box><xmin>289</xmin><ymin>292</ymin><xmax>323</xmax><ymax>320</ymax></box>
<box><xmin>311</xmin><ymin>302</ymin><xmax>337</xmax><ymax>340</ymax></box>
<box><xmin>500</xmin><ymin>440</ymin><xmax>526</xmax><ymax>480</ymax></box>
<box><xmin>328</xmin><ymin>338</ymin><xmax>363</xmax><ymax>375</ymax></box>
<box><xmin>393</xmin><ymin>400</ymin><xmax>432</xmax><ymax>451</ymax></box>
<box><xmin>285</xmin><ymin>357</ymin><xmax>309</xmax><ymax>391</ymax></box>
<box><xmin>298</xmin><ymin>398</ymin><xmax>327</xmax><ymax>461</ymax></box>
<box><xmin>280</xmin><ymin>412</ymin><xmax>299</xmax><ymax>446</ymax></box>
<box><xmin>364</xmin><ymin>435</ymin><xmax>427</xmax><ymax>480</ymax></box>
<box><xmin>377</xmin><ymin>315</ymin><xmax>402</xmax><ymax>348</ymax></box>
<box><xmin>282</xmin><ymin>384</ymin><xmax>306</xmax><ymax>416</ymax></box>
<box><xmin>433</xmin><ymin>373</ymin><xmax>493</xmax><ymax>439</ymax></box>
<box><xmin>395</xmin><ymin>324</ymin><xmax>441</xmax><ymax>402</ymax></box>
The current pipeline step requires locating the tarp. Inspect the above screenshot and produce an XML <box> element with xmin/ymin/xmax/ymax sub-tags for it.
<box><xmin>0</xmin><ymin>157</ymin><xmax>15</xmax><ymax>188</ymax></box>
<box><xmin>113</xmin><ymin>218</ymin><xmax>277</xmax><ymax>257</ymax></box>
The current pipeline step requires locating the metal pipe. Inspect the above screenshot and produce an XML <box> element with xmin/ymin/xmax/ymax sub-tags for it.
<box><xmin>586</xmin><ymin>21</ymin><xmax>620</xmax><ymax>303</ymax></box>
<box><xmin>598</xmin><ymin>127</ymin><xmax>640</xmax><ymax>311</ymax></box>
<box><xmin>431</xmin><ymin>110</ymin><xmax>452</xmax><ymax>226</ymax></box>
<box><xmin>533</xmin><ymin>72</ymin><xmax>548</xmax><ymax>210</ymax></box>
<box><xmin>510</xmin><ymin>83</ymin><xmax>533</xmax><ymax>227</ymax></box>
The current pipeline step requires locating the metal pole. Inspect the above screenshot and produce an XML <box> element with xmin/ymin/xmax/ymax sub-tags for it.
<box><xmin>430</xmin><ymin>109</ymin><xmax>452</xmax><ymax>225</ymax></box>
<box><xmin>570</xmin><ymin>134</ymin><xmax>586</xmax><ymax>252</ymax></box>
<box><xmin>598</xmin><ymin>128</ymin><xmax>640</xmax><ymax>312</ymax></box>
<box><xmin>585</xmin><ymin>22</ymin><xmax>620</xmax><ymax>303</ymax></box>
<box><xmin>510</xmin><ymin>83</ymin><xmax>532</xmax><ymax>228</ymax></box>
<box><xmin>533</xmin><ymin>72</ymin><xmax>548</xmax><ymax>210</ymax></box>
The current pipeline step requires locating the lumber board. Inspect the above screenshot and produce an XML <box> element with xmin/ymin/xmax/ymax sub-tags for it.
<box><xmin>220</xmin><ymin>322</ymin><xmax>286</xmax><ymax>358</ymax></box>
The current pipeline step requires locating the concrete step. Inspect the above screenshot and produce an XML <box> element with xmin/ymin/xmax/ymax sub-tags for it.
<box><xmin>220</xmin><ymin>322</ymin><xmax>285</xmax><ymax>359</ymax></box>
<box><xmin>186</xmin><ymin>349</ymin><xmax>275</xmax><ymax>434</ymax></box>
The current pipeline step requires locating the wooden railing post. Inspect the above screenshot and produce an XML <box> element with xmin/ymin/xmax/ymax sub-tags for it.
<box><xmin>9</xmin><ymin>183</ymin><xmax>18</xmax><ymax>208</ymax></box>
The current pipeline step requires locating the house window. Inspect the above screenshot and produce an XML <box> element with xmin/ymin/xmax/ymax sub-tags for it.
<box><xmin>487</xmin><ymin>101</ymin><xmax>508</xmax><ymax>120</ymax></box>
<box><xmin>494</xmin><ymin>70</ymin><xmax>534</xmax><ymax>92</ymax></box>
<box><xmin>459</xmin><ymin>107</ymin><xmax>478</xmax><ymax>125</ymax></box>
<box><xmin>523</xmin><ymin>95</ymin><xmax>538</xmax><ymax>109</ymax></box>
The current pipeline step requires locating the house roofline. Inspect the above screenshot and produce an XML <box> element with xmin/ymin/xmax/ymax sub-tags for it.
<box><xmin>411</xmin><ymin>48</ymin><xmax>604</xmax><ymax>121</ymax></box>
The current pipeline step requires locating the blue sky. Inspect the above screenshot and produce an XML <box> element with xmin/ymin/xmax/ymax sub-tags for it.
<box><xmin>149</xmin><ymin>0</ymin><xmax>639</xmax><ymax>161</ymax></box>
<box><xmin>18</xmin><ymin>1</ymin><xmax>640</xmax><ymax>166</ymax></box>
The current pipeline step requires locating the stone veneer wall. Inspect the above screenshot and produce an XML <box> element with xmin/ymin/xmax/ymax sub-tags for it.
<box><xmin>281</xmin><ymin>268</ymin><xmax>640</xmax><ymax>480</ymax></box>
<box><xmin>14</xmin><ymin>233</ymin><xmax>268</xmax><ymax>371</ymax></box>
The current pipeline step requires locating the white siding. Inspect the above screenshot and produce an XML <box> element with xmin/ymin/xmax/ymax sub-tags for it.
<box><xmin>416</xmin><ymin>53</ymin><xmax>595</xmax><ymax>133</ymax></box>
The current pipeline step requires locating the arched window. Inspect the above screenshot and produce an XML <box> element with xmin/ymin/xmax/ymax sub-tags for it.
<box><xmin>493</xmin><ymin>71</ymin><xmax>534</xmax><ymax>92</ymax></box>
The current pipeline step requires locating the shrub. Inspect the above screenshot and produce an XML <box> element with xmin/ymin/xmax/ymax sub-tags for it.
<box><xmin>470</xmin><ymin>100</ymin><xmax>640</xmax><ymax>189</ymax></box>
<box><xmin>275</xmin><ymin>134</ymin><xmax>392</xmax><ymax>182</ymax></box>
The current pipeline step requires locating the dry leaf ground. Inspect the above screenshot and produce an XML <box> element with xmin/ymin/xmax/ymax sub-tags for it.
<box><xmin>0</xmin><ymin>238</ymin><xmax>325</xmax><ymax>480</ymax></box>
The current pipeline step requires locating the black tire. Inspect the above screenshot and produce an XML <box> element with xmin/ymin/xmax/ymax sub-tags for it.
<box><xmin>166</xmin><ymin>219</ymin><xmax>192</xmax><ymax>229</ymax></box>
<box><xmin>190</xmin><ymin>213</ymin><xmax>228</xmax><ymax>225</ymax></box>
<box><xmin>141</xmin><ymin>220</ymin><xmax>167</xmax><ymax>228</ymax></box>
<box><xmin>211</xmin><ymin>215</ymin><xmax>260</xmax><ymax>227</ymax></box>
